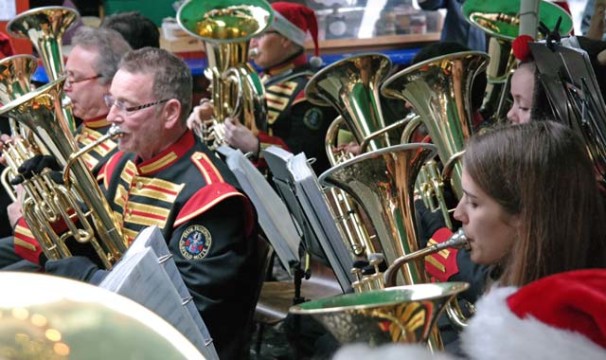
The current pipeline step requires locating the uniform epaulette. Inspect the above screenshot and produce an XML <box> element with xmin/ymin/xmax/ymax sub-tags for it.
<box><xmin>425</xmin><ymin>227</ymin><xmax>460</xmax><ymax>282</ymax></box>
<box><xmin>190</xmin><ymin>151</ymin><xmax>226</xmax><ymax>185</ymax></box>
<box><xmin>174</xmin><ymin>182</ymin><xmax>244</xmax><ymax>227</ymax></box>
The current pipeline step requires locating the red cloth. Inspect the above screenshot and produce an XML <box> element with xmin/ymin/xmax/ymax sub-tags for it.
<box><xmin>0</xmin><ymin>32</ymin><xmax>14</xmax><ymax>58</ymax></box>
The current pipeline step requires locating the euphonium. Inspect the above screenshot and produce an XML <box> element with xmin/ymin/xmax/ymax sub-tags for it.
<box><xmin>461</xmin><ymin>0</ymin><xmax>573</xmax><ymax>124</ymax></box>
<box><xmin>381</xmin><ymin>51</ymin><xmax>490</xmax><ymax>199</ymax></box>
<box><xmin>177</xmin><ymin>0</ymin><xmax>271</xmax><ymax>150</ymax></box>
<box><xmin>7</xmin><ymin>5</ymin><xmax>80</xmax><ymax>133</ymax></box>
<box><xmin>319</xmin><ymin>143</ymin><xmax>437</xmax><ymax>288</ymax></box>
<box><xmin>289</xmin><ymin>281</ymin><xmax>469</xmax><ymax>348</ymax></box>
<box><xmin>0</xmin><ymin>54</ymin><xmax>38</xmax><ymax>200</ymax></box>
<box><xmin>0</xmin><ymin>78</ymin><xmax>126</xmax><ymax>269</ymax></box>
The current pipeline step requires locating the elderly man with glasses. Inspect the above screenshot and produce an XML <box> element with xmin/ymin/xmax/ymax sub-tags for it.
<box><xmin>0</xmin><ymin>26</ymin><xmax>131</xmax><ymax>271</ymax></box>
<box><xmin>13</xmin><ymin>47</ymin><xmax>261</xmax><ymax>360</ymax></box>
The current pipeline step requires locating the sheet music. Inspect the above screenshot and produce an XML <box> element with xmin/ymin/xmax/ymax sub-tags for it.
<box><xmin>264</xmin><ymin>146</ymin><xmax>353</xmax><ymax>292</ymax></box>
<box><xmin>100</xmin><ymin>226</ymin><xmax>218</xmax><ymax>360</ymax></box>
<box><xmin>217</xmin><ymin>145</ymin><xmax>301</xmax><ymax>274</ymax></box>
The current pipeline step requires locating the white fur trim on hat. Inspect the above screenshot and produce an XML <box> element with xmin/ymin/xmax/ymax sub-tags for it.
<box><xmin>461</xmin><ymin>287</ymin><xmax>606</xmax><ymax>360</ymax></box>
<box><xmin>332</xmin><ymin>343</ymin><xmax>458</xmax><ymax>360</ymax></box>
<box><xmin>271</xmin><ymin>11</ymin><xmax>306</xmax><ymax>46</ymax></box>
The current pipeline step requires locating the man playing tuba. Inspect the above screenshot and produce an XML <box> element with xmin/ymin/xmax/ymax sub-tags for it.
<box><xmin>188</xmin><ymin>2</ymin><xmax>338</xmax><ymax>175</ymax></box>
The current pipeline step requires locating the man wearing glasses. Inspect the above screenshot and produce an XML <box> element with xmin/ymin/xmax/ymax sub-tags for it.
<box><xmin>15</xmin><ymin>47</ymin><xmax>261</xmax><ymax>360</ymax></box>
<box><xmin>1</xmin><ymin>26</ymin><xmax>131</xmax><ymax>270</ymax></box>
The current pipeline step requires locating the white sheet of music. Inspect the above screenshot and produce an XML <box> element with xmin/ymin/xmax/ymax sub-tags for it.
<box><xmin>99</xmin><ymin>226</ymin><xmax>219</xmax><ymax>360</ymax></box>
<box><xmin>217</xmin><ymin>145</ymin><xmax>301</xmax><ymax>274</ymax></box>
<box><xmin>263</xmin><ymin>146</ymin><xmax>353</xmax><ymax>292</ymax></box>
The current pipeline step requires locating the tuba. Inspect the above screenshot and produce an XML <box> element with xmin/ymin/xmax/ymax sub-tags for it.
<box><xmin>461</xmin><ymin>0</ymin><xmax>573</xmax><ymax>124</ymax></box>
<box><xmin>7</xmin><ymin>6</ymin><xmax>80</xmax><ymax>133</ymax></box>
<box><xmin>177</xmin><ymin>0</ymin><xmax>271</xmax><ymax>150</ymax></box>
<box><xmin>0</xmin><ymin>78</ymin><xmax>126</xmax><ymax>269</ymax></box>
<box><xmin>306</xmin><ymin>54</ymin><xmax>411</xmax><ymax>271</ymax></box>
<box><xmin>289</xmin><ymin>281</ymin><xmax>468</xmax><ymax>348</ymax></box>
<box><xmin>381</xmin><ymin>51</ymin><xmax>490</xmax><ymax>199</ymax></box>
<box><xmin>319</xmin><ymin>143</ymin><xmax>438</xmax><ymax>289</ymax></box>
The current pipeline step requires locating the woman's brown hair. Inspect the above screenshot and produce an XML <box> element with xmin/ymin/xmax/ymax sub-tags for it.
<box><xmin>463</xmin><ymin>121</ymin><xmax>606</xmax><ymax>287</ymax></box>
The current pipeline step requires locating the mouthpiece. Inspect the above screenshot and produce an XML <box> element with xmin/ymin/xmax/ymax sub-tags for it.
<box><xmin>249</xmin><ymin>47</ymin><xmax>260</xmax><ymax>58</ymax></box>
<box><xmin>108</xmin><ymin>125</ymin><xmax>124</xmax><ymax>139</ymax></box>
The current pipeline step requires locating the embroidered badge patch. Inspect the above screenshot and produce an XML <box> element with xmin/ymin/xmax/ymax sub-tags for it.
<box><xmin>179</xmin><ymin>225</ymin><xmax>212</xmax><ymax>260</ymax></box>
<box><xmin>303</xmin><ymin>107</ymin><xmax>323</xmax><ymax>130</ymax></box>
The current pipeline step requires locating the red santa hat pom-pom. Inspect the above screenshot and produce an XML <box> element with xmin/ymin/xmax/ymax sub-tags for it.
<box><xmin>512</xmin><ymin>34</ymin><xmax>534</xmax><ymax>62</ymax></box>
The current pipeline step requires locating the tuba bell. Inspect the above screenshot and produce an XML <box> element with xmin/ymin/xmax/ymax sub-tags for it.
<box><xmin>289</xmin><ymin>281</ymin><xmax>469</xmax><ymax>348</ymax></box>
<box><xmin>0</xmin><ymin>78</ymin><xmax>126</xmax><ymax>269</ymax></box>
<box><xmin>177</xmin><ymin>0</ymin><xmax>271</xmax><ymax>150</ymax></box>
<box><xmin>381</xmin><ymin>51</ymin><xmax>490</xmax><ymax>199</ymax></box>
<box><xmin>7</xmin><ymin>5</ymin><xmax>80</xmax><ymax>133</ymax></box>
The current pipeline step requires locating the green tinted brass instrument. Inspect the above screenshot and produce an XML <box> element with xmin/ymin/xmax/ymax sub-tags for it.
<box><xmin>306</xmin><ymin>53</ymin><xmax>402</xmax><ymax>153</ymax></box>
<box><xmin>0</xmin><ymin>78</ymin><xmax>126</xmax><ymax>269</ymax></box>
<box><xmin>0</xmin><ymin>273</ymin><xmax>205</xmax><ymax>359</ymax></box>
<box><xmin>0</xmin><ymin>54</ymin><xmax>38</xmax><ymax>201</ymax></box>
<box><xmin>381</xmin><ymin>51</ymin><xmax>489</xmax><ymax>199</ymax></box>
<box><xmin>7</xmin><ymin>6</ymin><xmax>80</xmax><ymax>132</ymax></box>
<box><xmin>177</xmin><ymin>0</ymin><xmax>272</xmax><ymax>150</ymax></box>
<box><xmin>462</xmin><ymin>0</ymin><xmax>573</xmax><ymax>123</ymax></box>
<box><xmin>290</xmin><ymin>282</ymin><xmax>468</xmax><ymax>348</ymax></box>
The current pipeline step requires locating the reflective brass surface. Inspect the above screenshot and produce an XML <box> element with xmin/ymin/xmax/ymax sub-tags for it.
<box><xmin>0</xmin><ymin>79</ymin><xmax>126</xmax><ymax>269</ymax></box>
<box><xmin>8</xmin><ymin>6</ymin><xmax>79</xmax><ymax>132</ymax></box>
<box><xmin>381</xmin><ymin>51</ymin><xmax>489</xmax><ymax>198</ymax></box>
<box><xmin>319</xmin><ymin>144</ymin><xmax>437</xmax><ymax>286</ymax></box>
<box><xmin>290</xmin><ymin>282</ymin><xmax>469</xmax><ymax>346</ymax></box>
<box><xmin>306</xmin><ymin>53</ymin><xmax>394</xmax><ymax>153</ymax></box>
<box><xmin>177</xmin><ymin>0</ymin><xmax>272</xmax><ymax>150</ymax></box>
<box><xmin>0</xmin><ymin>273</ymin><xmax>205</xmax><ymax>359</ymax></box>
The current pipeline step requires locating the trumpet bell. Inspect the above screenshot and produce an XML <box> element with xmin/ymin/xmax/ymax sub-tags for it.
<box><xmin>289</xmin><ymin>282</ymin><xmax>469</xmax><ymax>345</ymax></box>
<box><xmin>462</xmin><ymin>0</ymin><xmax>573</xmax><ymax>41</ymax></box>
<box><xmin>0</xmin><ymin>273</ymin><xmax>205</xmax><ymax>359</ymax></box>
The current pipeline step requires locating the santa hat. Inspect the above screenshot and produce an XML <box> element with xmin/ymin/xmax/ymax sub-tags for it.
<box><xmin>461</xmin><ymin>269</ymin><xmax>606</xmax><ymax>360</ymax></box>
<box><xmin>270</xmin><ymin>2</ymin><xmax>322</xmax><ymax>67</ymax></box>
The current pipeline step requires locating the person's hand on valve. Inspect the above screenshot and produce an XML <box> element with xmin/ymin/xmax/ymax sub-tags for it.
<box><xmin>224</xmin><ymin>116</ymin><xmax>260</xmax><ymax>156</ymax></box>
<box><xmin>186</xmin><ymin>99</ymin><xmax>214</xmax><ymax>137</ymax></box>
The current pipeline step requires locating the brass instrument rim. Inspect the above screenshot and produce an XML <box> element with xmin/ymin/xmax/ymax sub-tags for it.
<box><xmin>176</xmin><ymin>0</ymin><xmax>274</xmax><ymax>44</ymax></box>
<box><xmin>0</xmin><ymin>272</ymin><xmax>206</xmax><ymax>359</ymax></box>
<box><xmin>380</xmin><ymin>50</ymin><xmax>490</xmax><ymax>100</ymax></box>
<box><xmin>462</xmin><ymin>0</ymin><xmax>573</xmax><ymax>41</ymax></box>
<box><xmin>304</xmin><ymin>52</ymin><xmax>393</xmax><ymax>107</ymax></box>
<box><xmin>318</xmin><ymin>143</ymin><xmax>438</xmax><ymax>185</ymax></box>
<box><xmin>0</xmin><ymin>76</ymin><xmax>66</xmax><ymax>117</ymax></box>
<box><xmin>6</xmin><ymin>5</ymin><xmax>81</xmax><ymax>39</ymax></box>
<box><xmin>288</xmin><ymin>282</ymin><xmax>469</xmax><ymax>315</ymax></box>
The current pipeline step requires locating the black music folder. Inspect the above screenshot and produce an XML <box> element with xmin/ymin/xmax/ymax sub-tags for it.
<box><xmin>99</xmin><ymin>226</ymin><xmax>219</xmax><ymax>360</ymax></box>
<box><xmin>217</xmin><ymin>145</ymin><xmax>301</xmax><ymax>275</ymax></box>
<box><xmin>263</xmin><ymin>146</ymin><xmax>353</xmax><ymax>292</ymax></box>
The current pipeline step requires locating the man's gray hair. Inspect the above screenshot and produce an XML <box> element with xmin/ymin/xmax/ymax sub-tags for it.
<box><xmin>119</xmin><ymin>47</ymin><xmax>193</xmax><ymax>124</ymax></box>
<box><xmin>71</xmin><ymin>26</ymin><xmax>131</xmax><ymax>85</ymax></box>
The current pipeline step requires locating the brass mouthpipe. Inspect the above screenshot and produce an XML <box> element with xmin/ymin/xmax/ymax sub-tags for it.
<box><xmin>63</xmin><ymin>125</ymin><xmax>123</xmax><ymax>188</ymax></box>
<box><xmin>384</xmin><ymin>228</ymin><xmax>468</xmax><ymax>287</ymax></box>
